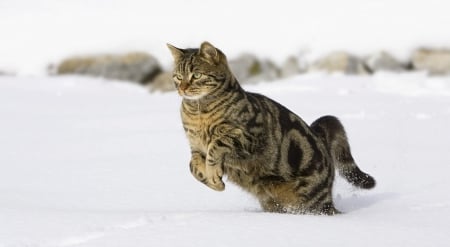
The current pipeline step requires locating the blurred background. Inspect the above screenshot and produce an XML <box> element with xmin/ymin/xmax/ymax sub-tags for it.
<box><xmin>1</xmin><ymin>0</ymin><xmax>450</xmax><ymax>83</ymax></box>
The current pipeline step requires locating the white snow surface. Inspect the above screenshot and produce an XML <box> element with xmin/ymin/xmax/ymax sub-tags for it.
<box><xmin>1</xmin><ymin>73</ymin><xmax>450</xmax><ymax>246</ymax></box>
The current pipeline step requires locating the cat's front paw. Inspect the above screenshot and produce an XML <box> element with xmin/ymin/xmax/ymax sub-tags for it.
<box><xmin>205</xmin><ymin>176</ymin><xmax>225</xmax><ymax>191</ymax></box>
<box><xmin>204</xmin><ymin>165</ymin><xmax>225</xmax><ymax>191</ymax></box>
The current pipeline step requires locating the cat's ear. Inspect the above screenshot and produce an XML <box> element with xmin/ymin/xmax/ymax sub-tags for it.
<box><xmin>167</xmin><ymin>43</ymin><xmax>184</xmax><ymax>62</ymax></box>
<box><xmin>199</xmin><ymin>41</ymin><xmax>220</xmax><ymax>64</ymax></box>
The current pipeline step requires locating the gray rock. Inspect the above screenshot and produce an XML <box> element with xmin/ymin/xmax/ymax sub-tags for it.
<box><xmin>246</xmin><ymin>59</ymin><xmax>279</xmax><ymax>84</ymax></box>
<box><xmin>280</xmin><ymin>56</ymin><xmax>301</xmax><ymax>78</ymax></box>
<box><xmin>310</xmin><ymin>51</ymin><xmax>369</xmax><ymax>75</ymax></box>
<box><xmin>228</xmin><ymin>54</ymin><xmax>279</xmax><ymax>84</ymax></box>
<box><xmin>149</xmin><ymin>72</ymin><xmax>176</xmax><ymax>92</ymax></box>
<box><xmin>228</xmin><ymin>53</ymin><xmax>261</xmax><ymax>83</ymax></box>
<box><xmin>56</xmin><ymin>52</ymin><xmax>162</xmax><ymax>84</ymax></box>
<box><xmin>365</xmin><ymin>51</ymin><xmax>406</xmax><ymax>72</ymax></box>
<box><xmin>0</xmin><ymin>69</ymin><xmax>15</xmax><ymax>76</ymax></box>
<box><xmin>411</xmin><ymin>48</ymin><xmax>450</xmax><ymax>75</ymax></box>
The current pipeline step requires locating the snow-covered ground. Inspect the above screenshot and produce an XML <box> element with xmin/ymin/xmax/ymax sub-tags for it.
<box><xmin>2</xmin><ymin>0</ymin><xmax>450</xmax><ymax>245</ymax></box>
<box><xmin>1</xmin><ymin>73</ymin><xmax>450</xmax><ymax>246</ymax></box>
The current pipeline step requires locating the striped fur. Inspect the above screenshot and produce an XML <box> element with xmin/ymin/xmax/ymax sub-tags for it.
<box><xmin>167</xmin><ymin>42</ymin><xmax>375</xmax><ymax>215</ymax></box>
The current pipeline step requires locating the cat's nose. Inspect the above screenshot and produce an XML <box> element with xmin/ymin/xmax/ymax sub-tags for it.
<box><xmin>179</xmin><ymin>82</ymin><xmax>188</xmax><ymax>91</ymax></box>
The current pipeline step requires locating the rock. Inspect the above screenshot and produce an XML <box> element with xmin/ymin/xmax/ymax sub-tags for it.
<box><xmin>56</xmin><ymin>52</ymin><xmax>162</xmax><ymax>84</ymax></box>
<box><xmin>411</xmin><ymin>48</ymin><xmax>450</xmax><ymax>75</ymax></box>
<box><xmin>364</xmin><ymin>51</ymin><xmax>406</xmax><ymax>72</ymax></box>
<box><xmin>228</xmin><ymin>54</ymin><xmax>279</xmax><ymax>84</ymax></box>
<box><xmin>0</xmin><ymin>68</ymin><xmax>15</xmax><ymax>76</ymax></box>
<box><xmin>149</xmin><ymin>72</ymin><xmax>175</xmax><ymax>92</ymax></box>
<box><xmin>246</xmin><ymin>59</ymin><xmax>280</xmax><ymax>83</ymax></box>
<box><xmin>280</xmin><ymin>56</ymin><xmax>301</xmax><ymax>78</ymax></box>
<box><xmin>228</xmin><ymin>53</ymin><xmax>261</xmax><ymax>83</ymax></box>
<box><xmin>310</xmin><ymin>51</ymin><xmax>369</xmax><ymax>75</ymax></box>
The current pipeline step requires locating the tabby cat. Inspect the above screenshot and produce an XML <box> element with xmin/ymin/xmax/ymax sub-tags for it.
<box><xmin>167</xmin><ymin>42</ymin><xmax>375</xmax><ymax>215</ymax></box>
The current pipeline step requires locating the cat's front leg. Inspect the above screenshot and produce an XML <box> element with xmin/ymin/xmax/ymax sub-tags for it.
<box><xmin>204</xmin><ymin>139</ymin><xmax>226</xmax><ymax>191</ymax></box>
<box><xmin>190</xmin><ymin>150</ymin><xmax>225</xmax><ymax>191</ymax></box>
<box><xmin>189</xmin><ymin>151</ymin><xmax>208</xmax><ymax>184</ymax></box>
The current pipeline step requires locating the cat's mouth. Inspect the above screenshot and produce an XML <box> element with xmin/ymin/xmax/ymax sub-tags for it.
<box><xmin>179</xmin><ymin>90</ymin><xmax>207</xmax><ymax>100</ymax></box>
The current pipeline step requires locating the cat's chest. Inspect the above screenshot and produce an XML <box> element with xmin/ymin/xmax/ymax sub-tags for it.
<box><xmin>181</xmin><ymin>112</ymin><xmax>218</xmax><ymax>151</ymax></box>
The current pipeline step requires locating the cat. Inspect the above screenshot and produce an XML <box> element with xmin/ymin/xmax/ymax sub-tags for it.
<box><xmin>167</xmin><ymin>41</ymin><xmax>375</xmax><ymax>215</ymax></box>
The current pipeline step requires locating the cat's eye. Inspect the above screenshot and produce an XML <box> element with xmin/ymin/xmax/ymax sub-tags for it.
<box><xmin>174</xmin><ymin>74</ymin><xmax>183</xmax><ymax>80</ymax></box>
<box><xmin>193</xmin><ymin>72</ymin><xmax>202</xmax><ymax>79</ymax></box>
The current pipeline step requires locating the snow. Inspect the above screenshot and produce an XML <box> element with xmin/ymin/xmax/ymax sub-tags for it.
<box><xmin>1</xmin><ymin>73</ymin><xmax>450</xmax><ymax>246</ymax></box>
<box><xmin>2</xmin><ymin>0</ymin><xmax>450</xmax><ymax>245</ymax></box>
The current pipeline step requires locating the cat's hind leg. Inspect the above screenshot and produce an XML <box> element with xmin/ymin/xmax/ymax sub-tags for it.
<box><xmin>257</xmin><ymin>178</ymin><xmax>339</xmax><ymax>215</ymax></box>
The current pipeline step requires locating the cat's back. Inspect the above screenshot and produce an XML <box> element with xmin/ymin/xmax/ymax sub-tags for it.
<box><xmin>245</xmin><ymin>91</ymin><xmax>313</xmax><ymax>135</ymax></box>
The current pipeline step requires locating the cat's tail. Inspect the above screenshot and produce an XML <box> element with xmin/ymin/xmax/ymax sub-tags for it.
<box><xmin>310</xmin><ymin>116</ymin><xmax>376</xmax><ymax>189</ymax></box>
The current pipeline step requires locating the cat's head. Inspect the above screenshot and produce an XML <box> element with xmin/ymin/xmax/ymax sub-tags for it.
<box><xmin>167</xmin><ymin>42</ymin><xmax>232</xmax><ymax>100</ymax></box>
